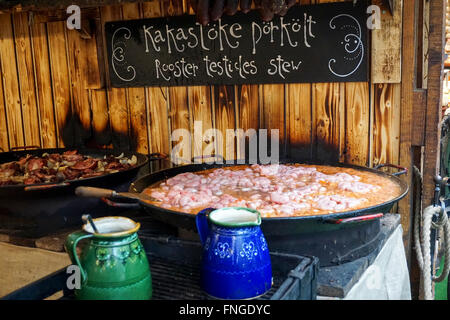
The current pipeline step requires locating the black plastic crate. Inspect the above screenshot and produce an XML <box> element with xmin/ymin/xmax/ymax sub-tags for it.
<box><xmin>2</xmin><ymin>235</ymin><xmax>318</xmax><ymax>300</ymax></box>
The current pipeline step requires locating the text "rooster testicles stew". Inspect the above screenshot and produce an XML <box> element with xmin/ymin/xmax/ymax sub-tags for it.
<box><xmin>143</xmin><ymin>164</ymin><xmax>402</xmax><ymax>218</ymax></box>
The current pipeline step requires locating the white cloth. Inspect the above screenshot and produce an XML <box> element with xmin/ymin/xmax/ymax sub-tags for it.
<box><xmin>343</xmin><ymin>225</ymin><xmax>411</xmax><ymax>300</ymax></box>
<box><xmin>318</xmin><ymin>225</ymin><xmax>411</xmax><ymax>300</ymax></box>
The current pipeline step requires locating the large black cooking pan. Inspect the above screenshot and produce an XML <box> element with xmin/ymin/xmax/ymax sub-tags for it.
<box><xmin>77</xmin><ymin>159</ymin><xmax>409</xmax><ymax>266</ymax></box>
<box><xmin>81</xmin><ymin>160</ymin><xmax>409</xmax><ymax>234</ymax></box>
<box><xmin>0</xmin><ymin>147</ymin><xmax>157</xmax><ymax>236</ymax></box>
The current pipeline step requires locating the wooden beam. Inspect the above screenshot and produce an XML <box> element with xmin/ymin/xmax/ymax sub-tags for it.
<box><xmin>398</xmin><ymin>0</ymin><xmax>416</xmax><ymax>261</ymax></box>
<box><xmin>0</xmin><ymin>0</ymin><xmax>143</xmax><ymax>12</ymax></box>
<box><xmin>411</xmin><ymin>89</ymin><xmax>427</xmax><ymax>146</ymax></box>
<box><xmin>422</xmin><ymin>0</ymin><xmax>445</xmax><ymax>207</ymax></box>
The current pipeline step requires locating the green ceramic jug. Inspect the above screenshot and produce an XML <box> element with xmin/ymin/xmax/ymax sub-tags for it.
<box><xmin>64</xmin><ymin>216</ymin><xmax>152</xmax><ymax>300</ymax></box>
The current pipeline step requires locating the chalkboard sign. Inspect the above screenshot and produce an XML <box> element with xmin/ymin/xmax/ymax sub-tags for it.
<box><xmin>105</xmin><ymin>1</ymin><xmax>368</xmax><ymax>87</ymax></box>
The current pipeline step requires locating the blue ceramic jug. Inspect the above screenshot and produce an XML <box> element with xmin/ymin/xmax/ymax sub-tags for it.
<box><xmin>196</xmin><ymin>207</ymin><xmax>272</xmax><ymax>299</ymax></box>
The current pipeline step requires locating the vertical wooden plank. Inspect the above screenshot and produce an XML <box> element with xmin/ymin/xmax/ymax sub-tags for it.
<box><xmin>190</xmin><ymin>86</ymin><xmax>214</xmax><ymax>160</ymax></box>
<box><xmin>236</xmin><ymin>0</ymin><xmax>254</xmax><ymax>160</ymax></box>
<box><xmin>162</xmin><ymin>0</ymin><xmax>191</xmax><ymax>162</ymax></box>
<box><xmin>398</xmin><ymin>0</ymin><xmax>417</xmax><ymax>255</ymax></box>
<box><xmin>169</xmin><ymin>85</ymin><xmax>191</xmax><ymax>162</ymax></box>
<box><xmin>422</xmin><ymin>0</ymin><xmax>430</xmax><ymax>89</ymax></box>
<box><xmin>286</xmin><ymin>0</ymin><xmax>313</xmax><ymax>161</ymax></box>
<box><xmin>126</xmin><ymin>84</ymin><xmax>149</xmax><ymax>154</ymax></box>
<box><xmin>0</xmin><ymin>14</ymin><xmax>24</xmax><ymax>148</ymax></box>
<box><xmin>83</xmin><ymin>10</ymin><xmax>104</xmax><ymax>90</ymax></box>
<box><xmin>142</xmin><ymin>0</ymin><xmax>163</xmax><ymax>17</ymax></box>
<box><xmin>142</xmin><ymin>0</ymin><xmax>171</xmax><ymax>156</ymax></box>
<box><xmin>101</xmin><ymin>5</ymin><xmax>130</xmax><ymax>150</ymax></box>
<box><xmin>214</xmin><ymin>85</ymin><xmax>236</xmax><ymax>161</ymax></box>
<box><xmin>371</xmin><ymin>0</ymin><xmax>403</xmax><ymax>83</ymax></box>
<box><xmin>66</xmin><ymin>28</ymin><xmax>93</xmax><ymax>146</ymax></box>
<box><xmin>88</xmin><ymin>12</ymin><xmax>111</xmax><ymax>147</ymax></box>
<box><xmin>372</xmin><ymin>83</ymin><xmax>401</xmax><ymax>167</ymax></box>
<box><xmin>344</xmin><ymin>82</ymin><xmax>370</xmax><ymax>166</ymax></box>
<box><xmin>0</xmin><ymin>61</ymin><xmax>9</xmax><ymax>151</ymax></box>
<box><xmin>313</xmin><ymin>0</ymin><xmax>347</xmax><ymax>163</ymax></box>
<box><xmin>90</xmin><ymin>89</ymin><xmax>110</xmax><ymax>146</ymax></box>
<box><xmin>122</xmin><ymin>2</ymin><xmax>150</xmax><ymax>154</ymax></box>
<box><xmin>312</xmin><ymin>83</ymin><xmax>344</xmax><ymax>162</ymax></box>
<box><xmin>147</xmin><ymin>87</ymin><xmax>171</xmax><ymax>156</ymax></box>
<box><xmin>47</xmin><ymin>21</ymin><xmax>73</xmax><ymax>148</ymax></box>
<box><xmin>422</xmin><ymin>0</ymin><xmax>446</xmax><ymax>212</ymax></box>
<box><xmin>30</xmin><ymin>19</ymin><xmax>57</xmax><ymax>148</ymax></box>
<box><xmin>260</xmin><ymin>84</ymin><xmax>285</xmax><ymax>159</ymax></box>
<box><xmin>182</xmin><ymin>0</ymin><xmax>215</xmax><ymax>162</ymax></box>
<box><xmin>287</xmin><ymin>83</ymin><xmax>312</xmax><ymax>161</ymax></box>
<box><xmin>13</xmin><ymin>12</ymin><xmax>41</xmax><ymax>148</ymax></box>
<box><xmin>237</xmin><ymin>84</ymin><xmax>259</xmax><ymax>160</ymax></box>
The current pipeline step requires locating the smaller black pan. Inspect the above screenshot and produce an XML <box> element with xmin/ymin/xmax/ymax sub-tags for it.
<box><xmin>0</xmin><ymin>147</ymin><xmax>162</xmax><ymax>235</ymax></box>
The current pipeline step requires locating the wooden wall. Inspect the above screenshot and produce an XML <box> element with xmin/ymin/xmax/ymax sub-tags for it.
<box><xmin>0</xmin><ymin>0</ymin><xmax>402</xmax><ymax>170</ymax></box>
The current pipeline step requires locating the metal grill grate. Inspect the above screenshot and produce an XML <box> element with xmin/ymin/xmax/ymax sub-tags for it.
<box><xmin>149</xmin><ymin>256</ymin><xmax>279</xmax><ymax>300</ymax></box>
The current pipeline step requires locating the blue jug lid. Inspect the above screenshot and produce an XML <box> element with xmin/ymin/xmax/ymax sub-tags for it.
<box><xmin>209</xmin><ymin>207</ymin><xmax>262</xmax><ymax>227</ymax></box>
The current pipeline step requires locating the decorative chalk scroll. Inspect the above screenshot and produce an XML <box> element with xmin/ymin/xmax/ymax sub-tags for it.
<box><xmin>105</xmin><ymin>1</ymin><xmax>368</xmax><ymax>88</ymax></box>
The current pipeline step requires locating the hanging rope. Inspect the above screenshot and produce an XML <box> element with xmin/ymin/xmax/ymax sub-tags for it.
<box><xmin>413</xmin><ymin>166</ymin><xmax>450</xmax><ymax>300</ymax></box>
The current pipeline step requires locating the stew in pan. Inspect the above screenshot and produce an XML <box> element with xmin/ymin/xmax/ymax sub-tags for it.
<box><xmin>142</xmin><ymin>164</ymin><xmax>402</xmax><ymax>218</ymax></box>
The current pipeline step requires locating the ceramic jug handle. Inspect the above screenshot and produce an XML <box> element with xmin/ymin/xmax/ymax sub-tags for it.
<box><xmin>64</xmin><ymin>231</ymin><xmax>93</xmax><ymax>284</ymax></box>
<box><xmin>196</xmin><ymin>208</ymin><xmax>214</xmax><ymax>245</ymax></box>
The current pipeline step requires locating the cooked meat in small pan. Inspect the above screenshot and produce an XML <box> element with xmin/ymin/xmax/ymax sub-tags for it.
<box><xmin>0</xmin><ymin>150</ymin><xmax>138</xmax><ymax>186</ymax></box>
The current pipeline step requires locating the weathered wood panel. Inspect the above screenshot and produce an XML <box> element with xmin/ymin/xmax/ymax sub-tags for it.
<box><xmin>147</xmin><ymin>87</ymin><xmax>171</xmax><ymax>156</ymax></box>
<box><xmin>0</xmin><ymin>59</ymin><xmax>8</xmax><ymax>151</ymax></box>
<box><xmin>182</xmin><ymin>0</ymin><xmax>216</xmax><ymax>162</ymax></box>
<box><xmin>100</xmin><ymin>5</ymin><xmax>131</xmax><ymax>150</ymax></box>
<box><xmin>89</xmin><ymin>89</ymin><xmax>110</xmax><ymax>146</ymax></box>
<box><xmin>47</xmin><ymin>21</ymin><xmax>73</xmax><ymax>147</ymax></box>
<box><xmin>190</xmin><ymin>86</ymin><xmax>214</xmax><ymax>160</ymax></box>
<box><xmin>260</xmin><ymin>84</ymin><xmax>285</xmax><ymax>159</ymax></box>
<box><xmin>313</xmin><ymin>83</ymin><xmax>344</xmax><ymax>162</ymax></box>
<box><xmin>0</xmin><ymin>14</ymin><xmax>25</xmax><ymax>148</ymax></box>
<box><xmin>3</xmin><ymin>0</ymin><xmax>399</xmax><ymax>192</ymax></box>
<box><xmin>312</xmin><ymin>0</ymin><xmax>348</xmax><ymax>163</ymax></box>
<box><xmin>13</xmin><ymin>12</ymin><xmax>42</xmax><ymax>148</ymax></box>
<box><xmin>66</xmin><ymin>28</ymin><xmax>94</xmax><ymax>146</ymax></box>
<box><xmin>287</xmin><ymin>83</ymin><xmax>311</xmax><ymax>160</ymax></box>
<box><xmin>372</xmin><ymin>83</ymin><xmax>401</xmax><ymax>167</ymax></box>
<box><xmin>0</xmin><ymin>1</ymin><xmax>404</xmax><ymax>166</ymax></box>
<box><xmin>30</xmin><ymin>18</ymin><xmax>57</xmax><ymax>148</ymax></box>
<box><xmin>142</xmin><ymin>0</ymin><xmax>171</xmax><ymax>156</ymax></box>
<box><xmin>237</xmin><ymin>84</ymin><xmax>259</xmax><ymax>160</ymax></box>
<box><xmin>0</xmin><ymin>0</ymin><xmax>395</xmax><ymax>165</ymax></box>
<box><xmin>286</xmin><ymin>0</ymin><xmax>313</xmax><ymax>161</ymax></box>
<box><xmin>344</xmin><ymin>82</ymin><xmax>370</xmax><ymax>166</ymax></box>
<box><xmin>422</xmin><ymin>0</ymin><xmax>445</xmax><ymax>213</ymax></box>
<box><xmin>371</xmin><ymin>0</ymin><xmax>403</xmax><ymax>83</ymax></box>
<box><xmin>214</xmin><ymin>85</ymin><xmax>236</xmax><ymax>161</ymax></box>
<box><xmin>163</xmin><ymin>0</ymin><xmax>191</xmax><ymax>162</ymax></box>
<box><xmin>122</xmin><ymin>2</ymin><xmax>150</xmax><ymax>154</ymax></box>
<box><xmin>398</xmin><ymin>0</ymin><xmax>416</xmax><ymax>252</ymax></box>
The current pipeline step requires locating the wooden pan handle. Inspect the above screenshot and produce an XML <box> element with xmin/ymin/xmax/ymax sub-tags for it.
<box><xmin>75</xmin><ymin>186</ymin><xmax>114</xmax><ymax>199</ymax></box>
